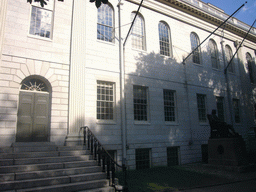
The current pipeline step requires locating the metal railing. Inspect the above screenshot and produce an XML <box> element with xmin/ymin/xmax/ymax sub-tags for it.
<box><xmin>80</xmin><ymin>126</ymin><xmax>128</xmax><ymax>192</ymax></box>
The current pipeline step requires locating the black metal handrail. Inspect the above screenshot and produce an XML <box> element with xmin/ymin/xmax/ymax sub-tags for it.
<box><xmin>80</xmin><ymin>126</ymin><xmax>128</xmax><ymax>192</ymax></box>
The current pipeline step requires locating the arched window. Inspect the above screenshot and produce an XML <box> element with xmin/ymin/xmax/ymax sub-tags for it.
<box><xmin>131</xmin><ymin>12</ymin><xmax>145</xmax><ymax>50</ymax></box>
<box><xmin>225</xmin><ymin>45</ymin><xmax>235</xmax><ymax>73</ymax></box>
<box><xmin>190</xmin><ymin>32</ymin><xmax>201</xmax><ymax>64</ymax></box>
<box><xmin>209</xmin><ymin>39</ymin><xmax>219</xmax><ymax>69</ymax></box>
<box><xmin>158</xmin><ymin>22</ymin><xmax>171</xmax><ymax>57</ymax></box>
<box><xmin>246</xmin><ymin>52</ymin><xmax>254</xmax><ymax>83</ymax></box>
<box><xmin>97</xmin><ymin>4</ymin><xmax>114</xmax><ymax>42</ymax></box>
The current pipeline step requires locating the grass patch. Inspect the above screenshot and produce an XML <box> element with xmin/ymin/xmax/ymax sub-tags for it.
<box><xmin>116</xmin><ymin>166</ymin><xmax>231</xmax><ymax>192</ymax></box>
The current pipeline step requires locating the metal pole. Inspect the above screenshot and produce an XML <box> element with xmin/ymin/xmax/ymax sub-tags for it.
<box><xmin>118</xmin><ymin>0</ymin><xmax>127</xmax><ymax>166</ymax></box>
<box><xmin>123</xmin><ymin>0</ymin><xmax>144</xmax><ymax>47</ymax></box>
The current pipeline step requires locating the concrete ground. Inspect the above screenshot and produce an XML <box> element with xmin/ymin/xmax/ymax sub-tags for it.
<box><xmin>178</xmin><ymin>163</ymin><xmax>256</xmax><ymax>192</ymax></box>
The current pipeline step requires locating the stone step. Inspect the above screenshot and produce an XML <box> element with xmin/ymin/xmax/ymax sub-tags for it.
<box><xmin>12</xmin><ymin>146</ymin><xmax>57</xmax><ymax>153</ymax></box>
<box><xmin>0</xmin><ymin>172</ymin><xmax>107</xmax><ymax>191</ymax></box>
<box><xmin>0</xmin><ymin>143</ymin><xmax>113</xmax><ymax>192</ymax></box>
<box><xmin>0</xmin><ymin>151</ymin><xmax>59</xmax><ymax>159</ymax></box>
<box><xmin>77</xmin><ymin>186</ymin><xmax>115</xmax><ymax>192</ymax></box>
<box><xmin>14</xmin><ymin>179</ymin><xmax>110</xmax><ymax>192</ymax></box>
<box><xmin>0</xmin><ymin>155</ymin><xmax>91</xmax><ymax>166</ymax></box>
<box><xmin>0</xmin><ymin>160</ymin><xmax>97</xmax><ymax>174</ymax></box>
<box><xmin>15</xmin><ymin>166</ymin><xmax>102</xmax><ymax>180</ymax></box>
<box><xmin>11</xmin><ymin>142</ymin><xmax>56</xmax><ymax>147</ymax></box>
<box><xmin>0</xmin><ymin>150</ymin><xmax>90</xmax><ymax>159</ymax></box>
<box><xmin>0</xmin><ymin>147</ymin><xmax>13</xmax><ymax>153</ymax></box>
<box><xmin>0</xmin><ymin>146</ymin><xmax>85</xmax><ymax>155</ymax></box>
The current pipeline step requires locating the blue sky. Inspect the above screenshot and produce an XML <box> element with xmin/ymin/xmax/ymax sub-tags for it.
<box><xmin>203</xmin><ymin>0</ymin><xmax>256</xmax><ymax>26</ymax></box>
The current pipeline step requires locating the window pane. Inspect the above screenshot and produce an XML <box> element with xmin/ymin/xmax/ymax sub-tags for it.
<box><xmin>97</xmin><ymin>4</ymin><xmax>114</xmax><ymax>42</ymax></box>
<box><xmin>164</xmin><ymin>90</ymin><xmax>176</xmax><ymax>122</ymax></box>
<box><xmin>97</xmin><ymin>81</ymin><xmax>114</xmax><ymax>120</ymax></box>
<box><xmin>136</xmin><ymin>148</ymin><xmax>150</xmax><ymax>170</ymax></box>
<box><xmin>159</xmin><ymin>22</ymin><xmax>171</xmax><ymax>56</ymax></box>
<box><xmin>190</xmin><ymin>33</ymin><xmax>200</xmax><ymax>64</ymax></box>
<box><xmin>197</xmin><ymin>94</ymin><xmax>206</xmax><ymax>122</ymax></box>
<box><xmin>225</xmin><ymin>45</ymin><xmax>235</xmax><ymax>73</ymax></box>
<box><xmin>216</xmin><ymin>97</ymin><xmax>224</xmax><ymax>122</ymax></box>
<box><xmin>167</xmin><ymin>147</ymin><xmax>179</xmax><ymax>166</ymax></box>
<box><xmin>29</xmin><ymin>6</ymin><xmax>52</xmax><ymax>38</ymax></box>
<box><xmin>246</xmin><ymin>52</ymin><xmax>254</xmax><ymax>84</ymax></box>
<box><xmin>133</xmin><ymin>86</ymin><xmax>148</xmax><ymax>121</ymax></box>
<box><xmin>209</xmin><ymin>39</ymin><xmax>219</xmax><ymax>69</ymax></box>
<box><xmin>233</xmin><ymin>99</ymin><xmax>240</xmax><ymax>123</ymax></box>
<box><xmin>131</xmin><ymin>13</ymin><xmax>145</xmax><ymax>50</ymax></box>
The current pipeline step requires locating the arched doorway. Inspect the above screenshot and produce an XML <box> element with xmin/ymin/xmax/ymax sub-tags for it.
<box><xmin>16</xmin><ymin>76</ymin><xmax>51</xmax><ymax>142</ymax></box>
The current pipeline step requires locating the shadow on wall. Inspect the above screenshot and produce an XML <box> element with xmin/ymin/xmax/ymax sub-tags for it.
<box><xmin>0</xmin><ymin>94</ymin><xmax>17</xmax><ymax>147</ymax></box>
<box><xmin>124</xmin><ymin>49</ymin><xmax>255</xmax><ymax>143</ymax></box>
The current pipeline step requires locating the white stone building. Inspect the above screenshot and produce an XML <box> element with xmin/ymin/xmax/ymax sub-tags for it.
<box><xmin>0</xmin><ymin>0</ymin><xmax>256</xmax><ymax>169</ymax></box>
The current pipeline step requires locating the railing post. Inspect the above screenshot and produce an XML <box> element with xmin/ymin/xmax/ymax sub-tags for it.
<box><xmin>111</xmin><ymin>161</ymin><xmax>115</xmax><ymax>186</ymax></box>
<box><xmin>106</xmin><ymin>156</ymin><xmax>110</xmax><ymax>179</ymax></box>
<box><xmin>87</xmin><ymin>131</ymin><xmax>90</xmax><ymax>150</ymax></box>
<box><xmin>94</xmin><ymin>140</ymin><xmax>97</xmax><ymax>160</ymax></box>
<box><xmin>83</xmin><ymin>127</ymin><xmax>86</xmax><ymax>147</ymax></box>
<box><xmin>102</xmin><ymin>153</ymin><xmax>106</xmax><ymax>172</ymax></box>
<box><xmin>98</xmin><ymin>146</ymin><xmax>101</xmax><ymax>166</ymax></box>
<box><xmin>90</xmin><ymin>136</ymin><xmax>93</xmax><ymax>155</ymax></box>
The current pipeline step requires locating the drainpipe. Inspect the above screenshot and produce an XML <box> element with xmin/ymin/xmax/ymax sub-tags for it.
<box><xmin>118</xmin><ymin>0</ymin><xmax>127</xmax><ymax>166</ymax></box>
<box><xmin>67</xmin><ymin>0</ymin><xmax>75</xmax><ymax>136</ymax></box>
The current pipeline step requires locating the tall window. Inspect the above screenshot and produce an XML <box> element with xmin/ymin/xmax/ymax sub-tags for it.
<box><xmin>133</xmin><ymin>86</ymin><xmax>148</xmax><ymax>121</ymax></box>
<box><xmin>233</xmin><ymin>99</ymin><xmax>240</xmax><ymax>123</ymax></box>
<box><xmin>246</xmin><ymin>52</ymin><xmax>254</xmax><ymax>84</ymax></box>
<box><xmin>131</xmin><ymin>12</ymin><xmax>145</xmax><ymax>50</ymax></box>
<box><xmin>190</xmin><ymin>32</ymin><xmax>201</xmax><ymax>64</ymax></box>
<box><xmin>97</xmin><ymin>4</ymin><xmax>114</xmax><ymax>42</ymax></box>
<box><xmin>159</xmin><ymin>22</ymin><xmax>171</xmax><ymax>57</ymax></box>
<box><xmin>209</xmin><ymin>39</ymin><xmax>219</xmax><ymax>69</ymax></box>
<box><xmin>197</xmin><ymin>94</ymin><xmax>206</xmax><ymax>122</ymax></box>
<box><xmin>216</xmin><ymin>96</ymin><xmax>225</xmax><ymax>122</ymax></box>
<box><xmin>163</xmin><ymin>90</ymin><xmax>176</xmax><ymax>122</ymax></box>
<box><xmin>97</xmin><ymin>81</ymin><xmax>114</xmax><ymax>120</ymax></box>
<box><xmin>225</xmin><ymin>45</ymin><xmax>235</xmax><ymax>73</ymax></box>
<box><xmin>29</xmin><ymin>0</ymin><xmax>54</xmax><ymax>38</ymax></box>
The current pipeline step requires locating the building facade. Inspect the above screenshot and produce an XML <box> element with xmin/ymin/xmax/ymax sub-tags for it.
<box><xmin>0</xmin><ymin>0</ymin><xmax>256</xmax><ymax>169</ymax></box>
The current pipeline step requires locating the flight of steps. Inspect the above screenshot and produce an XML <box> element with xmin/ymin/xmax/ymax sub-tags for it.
<box><xmin>0</xmin><ymin>142</ymin><xmax>114</xmax><ymax>192</ymax></box>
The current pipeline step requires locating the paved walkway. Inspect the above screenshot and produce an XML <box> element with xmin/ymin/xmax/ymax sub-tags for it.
<box><xmin>177</xmin><ymin>163</ymin><xmax>256</xmax><ymax>192</ymax></box>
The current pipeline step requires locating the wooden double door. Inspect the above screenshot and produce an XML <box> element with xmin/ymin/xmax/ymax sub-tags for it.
<box><xmin>16</xmin><ymin>91</ymin><xmax>50</xmax><ymax>142</ymax></box>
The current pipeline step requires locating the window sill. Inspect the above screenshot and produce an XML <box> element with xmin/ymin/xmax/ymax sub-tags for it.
<box><xmin>28</xmin><ymin>34</ymin><xmax>52</xmax><ymax>42</ymax></box>
<box><xmin>192</xmin><ymin>62</ymin><xmax>203</xmax><ymax>67</ymax></box>
<box><xmin>131</xmin><ymin>47</ymin><xmax>147</xmax><ymax>53</ymax></box>
<box><xmin>226</xmin><ymin>71</ymin><xmax>236</xmax><ymax>75</ymax></box>
<box><xmin>96</xmin><ymin>120</ymin><xmax>116</xmax><ymax>125</ymax></box>
<box><xmin>97</xmin><ymin>39</ymin><xmax>116</xmax><ymax>46</ymax></box>
<box><xmin>212</xmin><ymin>67</ymin><xmax>222</xmax><ymax>72</ymax></box>
<box><xmin>199</xmin><ymin>122</ymin><xmax>209</xmax><ymax>126</ymax></box>
<box><xmin>134</xmin><ymin>121</ymin><xmax>150</xmax><ymax>125</ymax></box>
<box><xmin>165</xmin><ymin>122</ymin><xmax>179</xmax><ymax>126</ymax></box>
<box><xmin>160</xmin><ymin>54</ymin><xmax>173</xmax><ymax>60</ymax></box>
